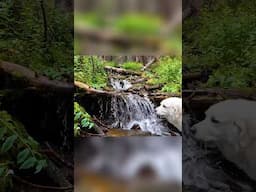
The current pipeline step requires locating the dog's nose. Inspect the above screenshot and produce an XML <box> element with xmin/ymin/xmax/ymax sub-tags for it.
<box><xmin>190</xmin><ymin>125</ymin><xmax>197</xmax><ymax>134</ymax></box>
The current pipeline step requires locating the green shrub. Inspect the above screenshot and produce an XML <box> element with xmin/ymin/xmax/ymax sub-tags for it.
<box><xmin>0</xmin><ymin>0</ymin><xmax>73</xmax><ymax>81</ymax></box>
<box><xmin>104</xmin><ymin>61</ymin><xmax>117</xmax><ymax>67</ymax></box>
<box><xmin>122</xmin><ymin>62</ymin><xmax>143</xmax><ymax>71</ymax></box>
<box><xmin>74</xmin><ymin>56</ymin><xmax>107</xmax><ymax>89</ymax></box>
<box><xmin>183</xmin><ymin>1</ymin><xmax>256</xmax><ymax>87</ymax></box>
<box><xmin>207</xmin><ymin>67</ymin><xmax>254</xmax><ymax>88</ymax></box>
<box><xmin>0</xmin><ymin>111</ymin><xmax>47</xmax><ymax>178</ymax></box>
<box><xmin>74</xmin><ymin>102</ymin><xmax>94</xmax><ymax>136</ymax></box>
<box><xmin>152</xmin><ymin>57</ymin><xmax>181</xmax><ymax>93</ymax></box>
<box><xmin>115</xmin><ymin>14</ymin><xmax>162</xmax><ymax>36</ymax></box>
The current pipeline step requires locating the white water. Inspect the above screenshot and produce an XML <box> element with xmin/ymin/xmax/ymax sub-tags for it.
<box><xmin>110</xmin><ymin>94</ymin><xmax>167</xmax><ymax>135</ymax></box>
<box><xmin>110</xmin><ymin>78</ymin><xmax>132</xmax><ymax>91</ymax></box>
<box><xmin>109</xmin><ymin>79</ymin><xmax>167</xmax><ymax>135</ymax></box>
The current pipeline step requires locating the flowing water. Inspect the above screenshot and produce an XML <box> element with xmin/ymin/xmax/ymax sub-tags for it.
<box><xmin>183</xmin><ymin>115</ymin><xmax>255</xmax><ymax>192</ymax></box>
<box><xmin>76</xmin><ymin>138</ymin><xmax>182</xmax><ymax>183</ymax></box>
<box><xmin>110</xmin><ymin>78</ymin><xmax>132</xmax><ymax>91</ymax></box>
<box><xmin>108</xmin><ymin>79</ymin><xmax>167</xmax><ymax>135</ymax></box>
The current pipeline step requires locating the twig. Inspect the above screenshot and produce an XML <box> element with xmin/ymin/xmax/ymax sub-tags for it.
<box><xmin>13</xmin><ymin>175</ymin><xmax>73</xmax><ymax>191</ymax></box>
<box><xmin>44</xmin><ymin>142</ymin><xmax>74</xmax><ymax>169</ymax></box>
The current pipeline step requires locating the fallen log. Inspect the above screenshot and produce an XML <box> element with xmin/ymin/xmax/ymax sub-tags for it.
<box><xmin>149</xmin><ymin>92</ymin><xmax>181</xmax><ymax>103</ymax></box>
<box><xmin>0</xmin><ymin>61</ymin><xmax>73</xmax><ymax>93</ymax></box>
<box><xmin>130</xmin><ymin>78</ymin><xmax>147</xmax><ymax>84</ymax></box>
<box><xmin>104</xmin><ymin>66</ymin><xmax>141</xmax><ymax>76</ymax></box>
<box><xmin>74</xmin><ymin>81</ymin><xmax>116</xmax><ymax>95</ymax></box>
<box><xmin>144</xmin><ymin>84</ymin><xmax>163</xmax><ymax>91</ymax></box>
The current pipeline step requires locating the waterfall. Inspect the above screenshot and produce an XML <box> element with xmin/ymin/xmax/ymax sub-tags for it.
<box><xmin>110</xmin><ymin>94</ymin><xmax>166</xmax><ymax>135</ymax></box>
<box><xmin>109</xmin><ymin>79</ymin><xmax>167</xmax><ymax>135</ymax></box>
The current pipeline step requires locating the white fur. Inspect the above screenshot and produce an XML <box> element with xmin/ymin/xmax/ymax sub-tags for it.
<box><xmin>156</xmin><ymin>97</ymin><xmax>182</xmax><ymax>131</ymax></box>
<box><xmin>193</xmin><ymin>99</ymin><xmax>256</xmax><ymax>181</ymax></box>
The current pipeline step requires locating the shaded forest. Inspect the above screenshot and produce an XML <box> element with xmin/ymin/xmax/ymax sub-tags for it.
<box><xmin>0</xmin><ymin>0</ymin><xmax>73</xmax><ymax>191</ymax></box>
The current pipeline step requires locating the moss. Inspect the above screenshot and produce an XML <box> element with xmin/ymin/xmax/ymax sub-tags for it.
<box><xmin>122</xmin><ymin>62</ymin><xmax>143</xmax><ymax>71</ymax></box>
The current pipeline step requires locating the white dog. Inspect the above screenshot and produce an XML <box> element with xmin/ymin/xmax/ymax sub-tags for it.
<box><xmin>156</xmin><ymin>97</ymin><xmax>182</xmax><ymax>132</ymax></box>
<box><xmin>192</xmin><ymin>99</ymin><xmax>256</xmax><ymax>181</ymax></box>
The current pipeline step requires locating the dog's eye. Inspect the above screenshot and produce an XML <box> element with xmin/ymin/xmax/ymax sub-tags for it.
<box><xmin>211</xmin><ymin>117</ymin><xmax>220</xmax><ymax>123</ymax></box>
<box><xmin>163</xmin><ymin>105</ymin><xmax>167</xmax><ymax>108</ymax></box>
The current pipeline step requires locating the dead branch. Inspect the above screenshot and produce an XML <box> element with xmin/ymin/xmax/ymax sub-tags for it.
<box><xmin>74</xmin><ymin>81</ymin><xmax>116</xmax><ymax>95</ymax></box>
<box><xmin>13</xmin><ymin>175</ymin><xmax>73</xmax><ymax>191</ymax></box>
<box><xmin>141</xmin><ymin>57</ymin><xmax>157</xmax><ymax>71</ymax></box>
<box><xmin>104</xmin><ymin>66</ymin><xmax>141</xmax><ymax>76</ymax></box>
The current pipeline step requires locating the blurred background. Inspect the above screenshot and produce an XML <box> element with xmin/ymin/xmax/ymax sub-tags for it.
<box><xmin>74</xmin><ymin>0</ymin><xmax>181</xmax><ymax>55</ymax></box>
<box><xmin>75</xmin><ymin>137</ymin><xmax>182</xmax><ymax>192</ymax></box>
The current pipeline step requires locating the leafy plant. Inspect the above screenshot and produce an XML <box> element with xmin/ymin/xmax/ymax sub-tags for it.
<box><xmin>74</xmin><ymin>102</ymin><xmax>94</xmax><ymax>136</ymax></box>
<box><xmin>0</xmin><ymin>111</ymin><xmax>47</xmax><ymax>177</ymax></box>
<box><xmin>0</xmin><ymin>0</ymin><xmax>73</xmax><ymax>81</ymax></box>
<box><xmin>183</xmin><ymin>0</ymin><xmax>256</xmax><ymax>88</ymax></box>
<box><xmin>122</xmin><ymin>62</ymin><xmax>143</xmax><ymax>71</ymax></box>
<box><xmin>74</xmin><ymin>56</ymin><xmax>107</xmax><ymax>89</ymax></box>
<box><xmin>150</xmin><ymin>57</ymin><xmax>181</xmax><ymax>93</ymax></box>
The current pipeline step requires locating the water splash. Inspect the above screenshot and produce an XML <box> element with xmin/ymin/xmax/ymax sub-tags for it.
<box><xmin>110</xmin><ymin>94</ymin><xmax>166</xmax><ymax>135</ymax></box>
<box><xmin>110</xmin><ymin>78</ymin><xmax>132</xmax><ymax>91</ymax></box>
<box><xmin>108</xmin><ymin>78</ymin><xmax>167</xmax><ymax>135</ymax></box>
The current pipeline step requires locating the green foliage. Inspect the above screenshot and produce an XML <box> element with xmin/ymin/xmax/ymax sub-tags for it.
<box><xmin>0</xmin><ymin>111</ymin><xmax>47</xmax><ymax>177</ymax></box>
<box><xmin>0</xmin><ymin>0</ymin><xmax>73</xmax><ymax>81</ymax></box>
<box><xmin>122</xmin><ymin>62</ymin><xmax>143</xmax><ymax>71</ymax></box>
<box><xmin>183</xmin><ymin>1</ymin><xmax>256</xmax><ymax>88</ymax></box>
<box><xmin>104</xmin><ymin>61</ymin><xmax>117</xmax><ymax>67</ymax></box>
<box><xmin>75</xmin><ymin>12</ymin><xmax>106</xmax><ymax>28</ymax></box>
<box><xmin>150</xmin><ymin>57</ymin><xmax>181</xmax><ymax>93</ymax></box>
<box><xmin>74</xmin><ymin>102</ymin><xmax>94</xmax><ymax>136</ymax></box>
<box><xmin>74</xmin><ymin>56</ymin><xmax>107</xmax><ymax>89</ymax></box>
<box><xmin>115</xmin><ymin>14</ymin><xmax>162</xmax><ymax>36</ymax></box>
<box><xmin>207</xmin><ymin>67</ymin><xmax>254</xmax><ymax>88</ymax></box>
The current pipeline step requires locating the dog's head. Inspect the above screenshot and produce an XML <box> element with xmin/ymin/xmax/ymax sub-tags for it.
<box><xmin>192</xmin><ymin>99</ymin><xmax>254</xmax><ymax>149</ymax></box>
<box><xmin>156</xmin><ymin>97</ymin><xmax>182</xmax><ymax>130</ymax></box>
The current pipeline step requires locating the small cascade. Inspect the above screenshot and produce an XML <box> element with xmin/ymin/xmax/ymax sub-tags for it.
<box><xmin>108</xmin><ymin>78</ymin><xmax>167</xmax><ymax>135</ymax></box>
<box><xmin>110</xmin><ymin>78</ymin><xmax>132</xmax><ymax>91</ymax></box>
<box><xmin>110</xmin><ymin>94</ymin><xmax>166</xmax><ymax>135</ymax></box>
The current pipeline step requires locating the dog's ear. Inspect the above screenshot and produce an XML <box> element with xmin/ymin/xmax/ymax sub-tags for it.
<box><xmin>234</xmin><ymin>119</ymin><xmax>248</xmax><ymax>148</ymax></box>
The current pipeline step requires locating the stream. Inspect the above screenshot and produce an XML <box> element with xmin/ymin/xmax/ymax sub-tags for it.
<box><xmin>103</xmin><ymin>78</ymin><xmax>170</xmax><ymax>135</ymax></box>
<box><xmin>183</xmin><ymin>115</ymin><xmax>255</xmax><ymax>192</ymax></box>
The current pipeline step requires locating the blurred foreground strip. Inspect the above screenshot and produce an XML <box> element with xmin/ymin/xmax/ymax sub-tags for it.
<box><xmin>75</xmin><ymin>172</ymin><xmax>181</xmax><ymax>192</ymax></box>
